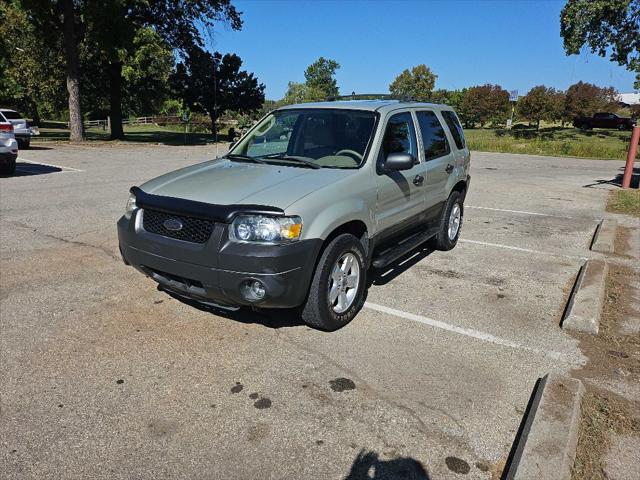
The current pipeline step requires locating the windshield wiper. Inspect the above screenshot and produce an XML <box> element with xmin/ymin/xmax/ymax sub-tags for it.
<box><xmin>226</xmin><ymin>153</ymin><xmax>266</xmax><ymax>164</ymax></box>
<box><xmin>262</xmin><ymin>154</ymin><xmax>321</xmax><ymax>169</ymax></box>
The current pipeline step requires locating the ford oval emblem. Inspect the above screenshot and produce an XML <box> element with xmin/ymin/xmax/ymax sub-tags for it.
<box><xmin>163</xmin><ymin>218</ymin><xmax>183</xmax><ymax>231</ymax></box>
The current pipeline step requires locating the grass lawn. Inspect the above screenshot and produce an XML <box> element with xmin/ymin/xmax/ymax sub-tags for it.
<box><xmin>465</xmin><ymin>127</ymin><xmax>634</xmax><ymax>161</ymax></box>
<box><xmin>606</xmin><ymin>189</ymin><xmax>640</xmax><ymax>217</ymax></box>
<box><xmin>35</xmin><ymin>123</ymin><xmax>226</xmax><ymax>146</ymax></box>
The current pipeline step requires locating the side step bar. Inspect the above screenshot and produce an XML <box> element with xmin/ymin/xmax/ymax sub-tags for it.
<box><xmin>371</xmin><ymin>228</ymin><xmax>437</xmax><ymax>269</ymax></box>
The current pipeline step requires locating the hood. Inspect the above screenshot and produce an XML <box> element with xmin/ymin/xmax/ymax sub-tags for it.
<box><xmin>139</xmin><ymin>159</ymin><xmax>355</xmax><ymax>210</ymax></box>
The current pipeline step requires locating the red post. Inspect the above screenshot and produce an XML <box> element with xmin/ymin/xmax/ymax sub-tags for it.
<box><xmin>622</xmin><ymin>125</ymin><xmax>640</xmax><ymax>189</ymax></box>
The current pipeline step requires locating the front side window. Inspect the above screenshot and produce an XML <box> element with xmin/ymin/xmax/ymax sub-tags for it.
<box><xmin>380</xmin><ymin>112</ymin><xmax>418</xmax><ymax>160</ymax></box>
<box><xmin>441</xmin><ymin>110</ymin><xmax>465</xmax><ymax>150</ymax></box>
<box><xmin>230</xmin><ymin>109</ymin><xmax>377</xmax><ymax>169</ymax></box>
<box><xmin>416</xmin><ymin>111</ymin><xmax>450</xmax><ymax>160</ymax></box>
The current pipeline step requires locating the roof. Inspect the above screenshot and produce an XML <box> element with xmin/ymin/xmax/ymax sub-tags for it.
<box><xmin>617</xmin><ymin>93</ymin><xmax>639</xmax><ymax>105</ymax></box>
<box><xmin>277</xmin><ymin>100</ymin><xmax>450</xmax><ymax>114</ymax></box>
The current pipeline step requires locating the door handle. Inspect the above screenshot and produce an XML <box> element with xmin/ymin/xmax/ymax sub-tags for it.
<box><xmin>445</xmin><ymin>164</ymin><xmax>454</xmax><ymax>174</ymax></box>
<box><xmin>413</xmin><ymin>174</ymin><xmax>424</xmax><ymax>186</ymax></box>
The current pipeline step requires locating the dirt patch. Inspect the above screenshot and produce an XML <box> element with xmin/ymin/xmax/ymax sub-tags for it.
<box><xmin>614</xmin><ymin>226</ymin><xmax>633</xmax><ymax>258</ymax></box>
<box><xmin>570</xmin><ymin>264</ymin><xmax>640</xmax><ymax>479</ymax></box>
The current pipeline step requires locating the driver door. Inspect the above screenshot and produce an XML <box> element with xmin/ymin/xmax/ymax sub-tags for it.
<box><xmin>374</xmin><ymin>111</ymin><xmax>427</xmax><ymax>238</ymax></box>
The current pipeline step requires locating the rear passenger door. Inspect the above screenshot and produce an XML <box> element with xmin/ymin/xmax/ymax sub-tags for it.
<box><xmin>415</xmin><ymin>110</ymin><xmax>454</xmax><ymax>221</ymax></box>
<box><xmin>374</xmin><ymin>111</ymin><xmax>427</xmax><ymax>236</ymax></box>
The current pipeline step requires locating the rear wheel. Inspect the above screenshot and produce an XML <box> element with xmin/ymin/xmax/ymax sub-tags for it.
<box><xmin>430</xmin><ymin>190</ymin><xmax>464</xmax><ymax>251</ymax></box>
<box><xmin>301</xmin><ymin>233</ymin><xmax>366</xmax><ymax>331</ymax></box>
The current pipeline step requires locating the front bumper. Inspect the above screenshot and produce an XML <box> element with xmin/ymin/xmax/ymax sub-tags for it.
<box><xmin>117</xmin><ymin>212</ymin><xmax>322</xmax><ymax>308</ymax></box>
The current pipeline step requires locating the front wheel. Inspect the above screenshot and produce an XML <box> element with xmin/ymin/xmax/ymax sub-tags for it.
<box><xmin>430</xmin><ymin>191</ymin><xmax>464</xmax><ymax>251</ymax></box>
<box><xmin>301</xmin><ymin>233</ymin><xmax>367</xmax><ymax>331</ymax></box>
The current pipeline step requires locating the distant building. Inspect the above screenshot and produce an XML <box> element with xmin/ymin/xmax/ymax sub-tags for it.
<box><xmin>618</xmin><ymin>92</ymin><xmax>640</xmax><ymax>106</ymax></box>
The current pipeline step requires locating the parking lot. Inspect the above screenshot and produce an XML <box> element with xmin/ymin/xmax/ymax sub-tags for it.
<box><xmin>0</xmin><ymin>144</ymin><xmax>626</xmax><ymax>479</ymax></box>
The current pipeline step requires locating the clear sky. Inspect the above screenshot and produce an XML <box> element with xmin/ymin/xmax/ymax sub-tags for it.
<box><xmin>205</xmin><ymin>0</ymin><xmax>637</xmax><ymax>100</ymax></box>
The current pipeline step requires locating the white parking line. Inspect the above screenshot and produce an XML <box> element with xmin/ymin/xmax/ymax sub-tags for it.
<box><xmin>365</xmin><ymin>302</ymin><xmax>571</xmax><ymax>362</ymax></box>
<box><xmin>460</xmin><ymin>239</ymin><xmax>588</xmax><ymax>260</ymax></box>
<box><xmin>467</xmin><ymin>205</ymin><xmax>573</xmax><ymax>219</ymax></box>
<box><xmin>19</xmin><ymin>158</ymin><xmax>84</xmax><ymax>172</ymax></box>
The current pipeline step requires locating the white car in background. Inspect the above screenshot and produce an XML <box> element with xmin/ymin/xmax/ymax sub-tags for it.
<box><xmin>0</xmin><ymin>110</ymin><xmax>19</xmax><ymax>175</ymax></box>
<box><xmin>0</xmin><ymin>108</ymin><xmax>34</xmax><ymax>149</ymax></box>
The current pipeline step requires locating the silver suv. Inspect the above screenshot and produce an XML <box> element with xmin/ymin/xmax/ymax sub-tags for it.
<box><xmin>118</xmin><ymin>100</ymin><xmax>470</xmax><ymax>330</ymax></box>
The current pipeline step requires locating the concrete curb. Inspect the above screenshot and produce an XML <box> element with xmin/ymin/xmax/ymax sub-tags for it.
<box><xmin>503</xmin><ymin>375</ymin><xmax>585</xmax><ymax>480</ymax></box>
<box><xmin>590</xmin><ymin>218</ymin><xmax>616</xmax><ymax>254</ymax></box>
<box><xmin>561</xmin><ymin>259</ymin><xmax>608</xmax><ymax>334</ymax></box>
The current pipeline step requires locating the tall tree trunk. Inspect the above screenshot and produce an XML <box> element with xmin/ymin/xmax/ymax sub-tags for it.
<box><xmin>62</xmin><ymin>0</ymin><xmax>84</xmax><ymax>142</ymax></box>
<box><xmin>108</xmin><ymin>62</ymin><xmax>124</xmax><ymax>140</ymax></box>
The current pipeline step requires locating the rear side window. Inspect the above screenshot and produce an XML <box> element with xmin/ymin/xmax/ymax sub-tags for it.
<box><xmin>1</xmin><ymin>110</ymin><xmax>21</xmax><ymax>120</ymax></box>
<box><xmin>0</xmin><ymin>112</ymin><xmax>6</xmax><ymax>122</ymax></box>
<box><xmin>380</xmin><ymin>112</ymin><xmax>418</xmax><ymax>159</ymax></box>
<box><xmin>441</xmin><ymin>111</ymin><xmax>465</xmax><ymax>150</ymax></box>
<box><xmin>416</xmin><ymin>111</ymin><xmax>450</xmax><ymax>160</ymax></box>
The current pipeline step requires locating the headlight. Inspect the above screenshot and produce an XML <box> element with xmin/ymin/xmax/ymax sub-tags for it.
<box><xmin>124</xmin><ymin>193</ymin><xmax>137</xmax><ymax>219</ymax></box>
<box><xmin>230</xmin><ymin>215</ymin><xmax>302</xmax><ymax>243</ymax></box>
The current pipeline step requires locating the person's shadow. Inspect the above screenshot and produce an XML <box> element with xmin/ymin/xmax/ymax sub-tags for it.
<box><xmin>345</xmin><ymin>450</ymin><xmax>430</xmax><ymax>480</ymax></box>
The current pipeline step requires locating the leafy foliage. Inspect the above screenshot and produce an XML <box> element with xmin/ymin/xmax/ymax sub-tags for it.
<box><xmin>389</xmin><ymin>65</ymin><xmax>437</xmax><ymax>102</ymax></box>
<box><xmin>171</xmin><ymin>47</ymin><xmax>265</xmax><ymax>132</ymax></box>
<box><xmin>304</xmin><ymin>57</ymin><xmax>341</xmax><ymax>99</ymax></box>
<box><xmin>563</xmin><ymin>81</ymin><xmax>619</xmax><ymax>120</ymax></box>
<box><xmin>517</xmin><ymin>85</ymin><xmax>564</xmax><ymax>128</ymax></box>
<box><xmin>561</xmin><ymin>0</ymin><xmax>640</xmax><ymax>88</ymax></box>
<box><xmin>459</xmin><ymin>84</ymin><xmax>510</xmax><ymax>127</ymax></box>
<box><xmin>0</xmin><ymin>1</ymin><xmax>67</xmax><ymax>121</ymax></box>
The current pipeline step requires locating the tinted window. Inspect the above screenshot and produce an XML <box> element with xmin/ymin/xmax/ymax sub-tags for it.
<box><xmin>442</xmin><ymin>111</ymin><xmax>465</xmax><ymax>150</ymax></box>
<box><xmin>1</xmin><ymin>110</ymin><xmax>22</xmax><ymax>119</ymax></box>
<box><xmin>416</xmin><ymin>111</ymin><xmax>450</xmax><ymax>160</ymax></box>
<box><xmin>381</xmin><ymin>112</ymin><xmax>418</xmax><ymax>159</ymax></box>
<box><xmin>0</xmin><ymin>112</ymin><xmax>6</xmax><ymax>122</ymax></box>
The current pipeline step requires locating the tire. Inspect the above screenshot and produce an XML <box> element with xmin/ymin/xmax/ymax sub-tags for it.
<box><xmin>0</xmin><ymin>158</ymin><xmax>17</xmax><ymax>175</ymax></box>
<box><xmin>300</xmin><ymin>233</ymin><xmax>367</xmax><ymax>331</ymax></box>
<box><xmin>430</xmin><ymin>191</ymin><xmax>464</xmax><ymax>251</ymax></box>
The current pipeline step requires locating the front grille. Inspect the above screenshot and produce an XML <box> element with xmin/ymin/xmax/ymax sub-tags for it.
<box><xmin>142</xmin><ymin>209</ymin><xmax>214</xmax><ymax>244</ymax></box>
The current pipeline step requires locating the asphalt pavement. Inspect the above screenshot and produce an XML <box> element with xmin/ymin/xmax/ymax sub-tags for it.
<box><xmin>0</xmin><ymin>143</ymin><xmax>626</xmax><ymax>479</ymax></box>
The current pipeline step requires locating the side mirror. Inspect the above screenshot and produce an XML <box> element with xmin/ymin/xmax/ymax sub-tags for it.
<box><xmin>384</xmin><ymin>152</ymin><xmax>415</xmax><ymax>172</ymax></box>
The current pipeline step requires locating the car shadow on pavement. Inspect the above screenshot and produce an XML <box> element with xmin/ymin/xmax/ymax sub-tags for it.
<box><xmin>344</xmin><ymin>449</ymin><xmax>430</xmax><ymax>480</ymax></box>
<box><xmin>22</xmin><ymin>145</ymin><xmax>53</xmax><ymax>150</ymax></box>
<box><xmin>583</xmin><ymin>166</ymin><xmax>639</xmax><ymax>188</ymax></box>
<box><xmin>162</xmin><ymin>287</ymin><xmax>304</xmax><ymax>329</ymax></box>
<box><xmin>1</xmin><ymin>162</ymin><xmax>62</xmax><ymax>177</ymax></box>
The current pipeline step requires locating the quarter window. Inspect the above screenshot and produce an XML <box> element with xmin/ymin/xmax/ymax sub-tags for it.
<box><xmin>416</xmin><ymin>111</ymin><xmax>450</xmax><ymax>161</ymax></box>
<box><xmin>441</xmin><ymin>111</ymin><xmax>465</xmax><ymax>150</ymax></box>
<box><xmin>380</xmin><ymin>112</ymin><xmax>418</xmax><ymax>160</ymax></box>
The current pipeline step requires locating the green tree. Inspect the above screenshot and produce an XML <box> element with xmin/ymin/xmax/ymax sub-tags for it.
<box><xmin>171</xmin><ymin>47</ymin><xmax>265</xmax><ymax>134</ymax></box>
<box><xmin>281</xmin><ymin>81</ymin><xmax>326</xmax><ymax>105</ymax></box>
<box><xmin>121</xmin><ymin>28</ymin><xmax>174</xmax><ymax>117</ymax></box>
<box><xmin>458</xmin><ymin>84</ymin><xmax>510</xmax><ymax>127</ymax></box>
<box><xmin>389</xmin><ymin>64</ymin><xmax>437</xmax><ymax>102</ymax></box>
<box><xmin>304</xmin><ymin>57</ymin><xmax>340</xmax><ymax>99</ymax></box>
<box><xmin>82</xmin><ymin>0</ymin><xmax>243</xmax><ymax>139</ymax></box>
<box><xmin>517</xmin><ymin>85</ymin><xmax>565</xmax><ymax>128</ymax></box>
<box><xmin>0</xmin><ymin>1</ymin><xmax>67</xmax><ymax>123</ymax></box>
<box><xmin>563</xmin><ymin>81</ymin><xmax>618</xmax><ymax>120</ymax></box>
<box><xmin>561</xmin><ymin>0</ymin><xmax>640</xmax><ymax>89</ymax></box>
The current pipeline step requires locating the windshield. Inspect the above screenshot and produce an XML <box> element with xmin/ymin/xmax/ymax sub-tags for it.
<box><xmin>229</xmin><ymin>108</ymin><xmax>377</xmax><ymax>169</ymax></box>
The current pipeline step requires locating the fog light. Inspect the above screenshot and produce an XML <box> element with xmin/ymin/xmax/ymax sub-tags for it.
<box><xmin>241</xmin><ymin>279</ymin><xmax>266</xmax><ymax>301</ymax></box>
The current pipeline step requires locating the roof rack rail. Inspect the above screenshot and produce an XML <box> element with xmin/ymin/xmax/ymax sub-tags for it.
<box><xmin>326</xmin><ymin>93</ymin><xmax>417</xmax><ymax>102</ymax></box>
